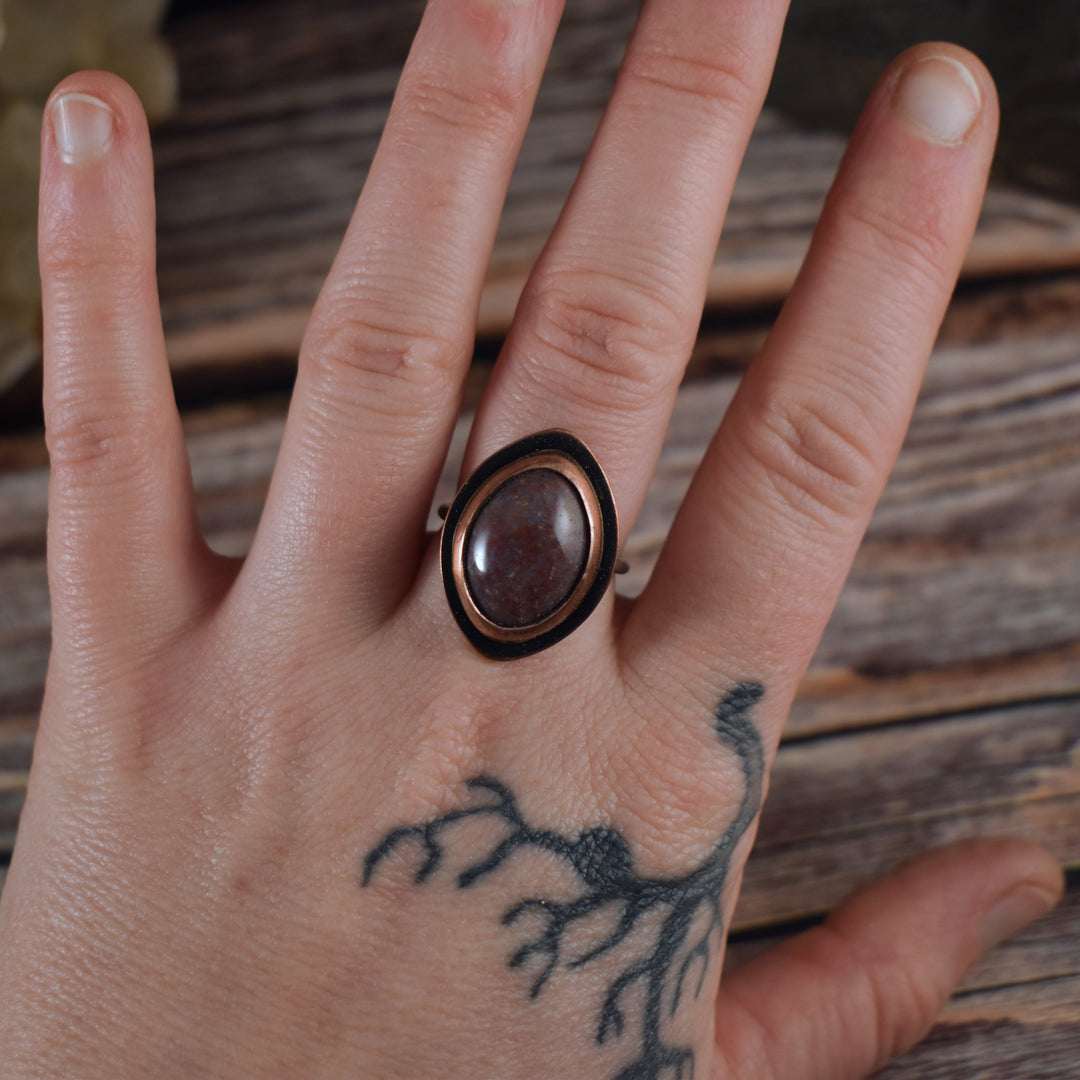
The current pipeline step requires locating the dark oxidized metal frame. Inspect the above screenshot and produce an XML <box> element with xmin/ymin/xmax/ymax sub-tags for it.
<box><xmin>441</xmin><ymin>431</ymin><xmax>619</xmax><ymax>660</ymax></box>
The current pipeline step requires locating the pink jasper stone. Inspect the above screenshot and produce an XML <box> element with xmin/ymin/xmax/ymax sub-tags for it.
<box><xmin>465</xmin><ymin>468</ymin><xmax>588</xmax><ymax>628</ymax></box>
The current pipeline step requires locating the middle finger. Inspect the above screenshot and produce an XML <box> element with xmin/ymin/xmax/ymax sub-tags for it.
<box><xmin>464</xmin><ymin>0</ymin><xmax>791</xmax><ymax>536</ymax></box>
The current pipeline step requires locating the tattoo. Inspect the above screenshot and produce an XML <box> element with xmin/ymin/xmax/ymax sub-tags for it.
<box><xmin>363</xmin><ymin>682</ymin><xmax>765</xmax><ymax>1080</ymax></box>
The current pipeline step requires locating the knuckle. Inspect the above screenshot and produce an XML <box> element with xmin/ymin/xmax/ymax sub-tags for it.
<box><xmin>865</xmin><ymin>949</ymin><xmax>944</xmax><ymax>1063</ymax></box>
<box><xmin>305</xmin><ymin>307</ymin><xmax>463</xmax><ymax>409</ymax></box>
<box><xmin>525</xmin><ymin>278</ymin><xmax>686</xmax><ymax>409</ymax></box>
<box><xmin>795</xmin><ymin>923</ymin><xmax>944</xmax><ymax>1072</ymax></box>
<box><xmin>624</xmin><ymin>40</ymin><xmax>759</xmax><ymax>118</ymax></box>
<box><xmin>40</xmin><ymin>241</ymin><xmax>151</xmax><ymax>303</ymax></box>
<box><xmin>845</xmin><ymin>196</ymin><xmax>953</xmax><ymax>293</ymax></box>
<box><xmin>46</xmin><ymin>404</ymin><xmax>163</xmax><ymax>485</ymax></box>
<box><xmin>399</xmin><ymin>67</ymin><xmax>522</xmax><ymax>141</ymax></box>
<box><xmin>743</xmin><ymin>386</ymin><xmax>880</xmax><ymax>526</ymax></box>
<box><xmin>40</xmin><ymin>201</ymin><xmax>148</xmax><ymax>282</ymax></box>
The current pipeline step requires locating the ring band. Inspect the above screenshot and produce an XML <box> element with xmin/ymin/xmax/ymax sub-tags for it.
<box><xmin>440</xmin><ymin>431</ymin><xmax>619</xmax><ymax>660</ymax></box>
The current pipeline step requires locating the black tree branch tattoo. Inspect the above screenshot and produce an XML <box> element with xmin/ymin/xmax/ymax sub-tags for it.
<box><xmin>362</xmin><ymin>682</ymin><xmax>765</xmax><ymax>1080</ymax></box>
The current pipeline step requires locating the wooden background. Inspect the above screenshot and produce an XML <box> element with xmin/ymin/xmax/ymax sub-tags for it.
<box><xmin>2</xmin><ymin>0</ymin><xmax>1079</xmax><ymax>1073</ymax></box>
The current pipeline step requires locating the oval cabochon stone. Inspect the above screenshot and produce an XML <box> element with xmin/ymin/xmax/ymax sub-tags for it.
<box><xmin>464</xmin><ymin>468</ymin><xmax>589</xmax><ymax>628</ymax></box>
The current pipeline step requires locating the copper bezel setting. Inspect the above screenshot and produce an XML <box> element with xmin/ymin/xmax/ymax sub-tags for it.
<box><xmin>440</xmin><ymin>431</ymin><xmax>619</xmax><ymax>660</ymax></box>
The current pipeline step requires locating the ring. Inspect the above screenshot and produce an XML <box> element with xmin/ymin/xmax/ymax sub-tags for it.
<box><xmin>440</xmin><ymin>431</ymin><xmax>619</xmax><ymax>660</ymax></box>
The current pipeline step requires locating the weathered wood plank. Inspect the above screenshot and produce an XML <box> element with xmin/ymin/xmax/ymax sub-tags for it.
<box><xmin>732</xmin><ymin>699</ymin><xmax>1080</xmax><ymax>926</ymax></box>
<box><xmin>724</xmin><ymin>879</ymin><xmax>1080</xmax><ymax>998</ymax></box>
<box><xmin>0</xmin><ymin>717</ymin><xmax>34</xmax><ymax>773</ymax></box>
<box><xmin>877</xmin><ymin>983</ymin><xmax>1080</xmax><ymax>1078</ymax></box>
<box><xmin>762</xmin><ymin>702</ymin><xmax>1080</xmax><ymax>847</ymax></box>
<box><xmin>0</xmin><ymin>717</ymin><xmax>33</xmax><ymax>853</ymax></box>
<box><xmin>737</xmin><ymin>795</ymin><xmax>1080</xmax><ymax>931</ymax></box>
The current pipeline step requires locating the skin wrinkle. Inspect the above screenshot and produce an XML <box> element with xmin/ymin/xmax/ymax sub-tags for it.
<box><xmin>841</xmin><ymin>195</ymin><xmax>955</xmax><ymax>297</ymax></box>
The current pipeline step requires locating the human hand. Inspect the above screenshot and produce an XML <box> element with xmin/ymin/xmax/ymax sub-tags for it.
<box><xmin>0</xmin><ymin>1</ymin><xmax>1064</xmax><ymax>1078</ymax></box>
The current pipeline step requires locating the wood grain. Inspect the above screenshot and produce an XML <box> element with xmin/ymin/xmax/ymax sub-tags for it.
<box><xmin>737</xmin><ymin>699</ymin><xmax>1080</xmax><ymax>926</ymax></box>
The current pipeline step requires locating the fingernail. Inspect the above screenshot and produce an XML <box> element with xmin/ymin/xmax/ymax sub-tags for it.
<box><xmin>978</xmin><ymin>883</ymin><xmax>1057</xmax><ymax>951</ymax></box>
<box><xmin>894</xmin><ymin>55</ymin><xmax>981</xmax><ymax>146</ymax></box>
<box><xmin>50</xmin><ymin>92</ymin><xmax>116</xmax><ymax>164</ymax></box>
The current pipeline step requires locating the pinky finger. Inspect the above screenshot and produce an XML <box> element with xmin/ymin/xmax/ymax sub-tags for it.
<box><xmin>40</xmin><ymin>73</ymin><xmax>211</xmax><ymax>663</ymax></box>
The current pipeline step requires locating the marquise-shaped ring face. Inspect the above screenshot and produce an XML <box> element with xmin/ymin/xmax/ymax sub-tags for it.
<box><xmin>441</xmin><ymin>431</ymin><xmax>619</xmax><ymax>660</ymax></box>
